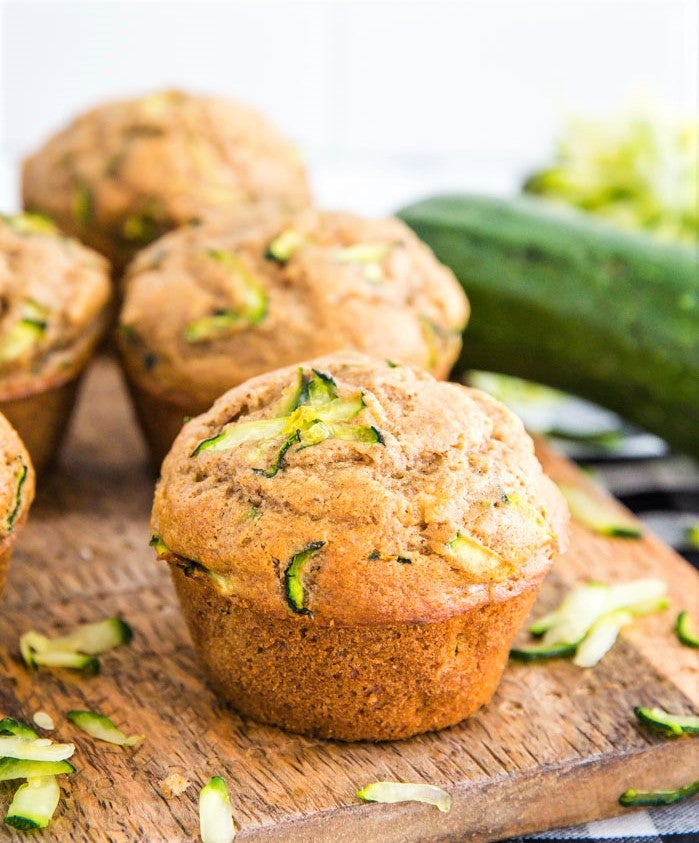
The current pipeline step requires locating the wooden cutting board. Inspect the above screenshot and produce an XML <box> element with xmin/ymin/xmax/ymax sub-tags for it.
<box><xmin>1</xmin><ymin>358</ymin><xmax>697</xmax><ymax>843</ymax></box>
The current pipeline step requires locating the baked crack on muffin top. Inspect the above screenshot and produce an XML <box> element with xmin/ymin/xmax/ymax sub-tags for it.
<box><xmin>152</xmin><ymin>353</ymin><xmax>568</xmax><ymax>627</ymax></box>
<box><xmin>0</xmin><ymin>214</ymin><xmax>111</xmax><ymax>395</ymax></box>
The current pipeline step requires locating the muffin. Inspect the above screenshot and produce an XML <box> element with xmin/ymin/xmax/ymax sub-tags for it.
<box><xmin>22</xmin><ymin>90</ymin><xmax>312</xmax><ymax>272</ymax></box>
<box><xmin>151</xmin><ymin>352</ymin><xmax>568</xmax><ymax>741</ymax></box>
<box><xmin>0</xmin><ymin>412</ymin><xmax>35</xmax><ymax>599</ymax></box>
<box><xmin>0</xmin><ymin>213</ymin><xmax>111</xmax><ymax>472</ymax></box>
<box><xmin>118</xmin><ymin>209</ymin><xmax>469</xmax><ymax>467</ymax></box>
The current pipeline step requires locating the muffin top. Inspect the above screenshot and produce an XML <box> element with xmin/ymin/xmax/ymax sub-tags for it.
<box><xmin>22</xmin><ymin>90</ymin><xmax>312</xmax><ymax>269</ymax></box>
<box><xmin>151</xmin><ymin>353</ymin><xmax>568</xmax><ymax>626</ymax></box>
<box><xmin>0</xmin><ymin>412</ymin><xmax>34</xmax><ymax>544</ymax></box>
<box><xmin>119</xmin><ymin>210</ymin><xmax>469</xmax><ymax>409</ymax></box>
<box><xmin>0</xmin><ymin>213</ymin><xmax>111</xmax><ymax>395</ymax></box>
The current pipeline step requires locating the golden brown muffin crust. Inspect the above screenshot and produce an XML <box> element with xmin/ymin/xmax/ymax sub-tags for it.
<box><xmin>119</xmin><ymin>210</ymin><xmax>469</xmax><ymax>410</ymax></box>
<box><xmin>152</xmin><ymin>353</ymin><xmax>567</xmax><ymax>627</ymax></box>
<box><xmin>171</xmin><ymin>563</ymin><xmax>542</xmax><ymax>741</ymax></box>
<box><xmin>0</xmin><ymin>214</ymin><xmax>111</xmax><ymax>395</ymax></box>
<box><xmin>22</xmin><ymin>90</ymin><xmax>312</xmax><ymax>268</ymax></box>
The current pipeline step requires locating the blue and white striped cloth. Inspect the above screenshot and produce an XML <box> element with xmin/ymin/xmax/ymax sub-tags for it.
<box><xmin>512</xmin><ymin>798</ymin><xmax>698</xmax><ymax>842</ymax></box>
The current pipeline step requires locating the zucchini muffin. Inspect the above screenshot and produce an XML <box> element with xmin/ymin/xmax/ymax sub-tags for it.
<box><xmin>22</xmin><ymin>90</ymin><xmax>311</xmax><ymax>271</ymax></box>
<box><xmin>0</xmin><ymin>412</ymin><xmax>35</xmax><ymax>599</ymax></box>
<box><xmin>0</xmin><ymin>213</ymin><xmax>111</xmax><ymax>472</ymax></box>
<box><xmin>151</xmin><ymin>352</ymin><xmax>568</xmax><ymax>741</ymax></box>
<box><xmin>118</xmin><ymin>209</ymin><xmax>469</xmax><ymax>467</ymax></box>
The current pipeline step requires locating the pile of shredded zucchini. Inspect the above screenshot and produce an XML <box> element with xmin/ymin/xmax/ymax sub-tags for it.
<box><xmin>475</xmin><ymin>107</ymin><xmax>698</xmax><ymax>450</ymax></box>
<box><xmin>3</xmin><ymin>617</ymin><xmax>138</xmax><ymax>830</ymax></box>
<box><xmin>523</xmin><ymin>107</ymin><xmax>699</xmax><ymax>244</ymax></box>
<box><xmin>0</xmin><ymin>718</ymin><xmax>75</xmax><ymax>830</ymax></box>
<box><xmin>511</xmin><ymin>578</ymin><xmax>668</xmax><ymax>665</ymax></box>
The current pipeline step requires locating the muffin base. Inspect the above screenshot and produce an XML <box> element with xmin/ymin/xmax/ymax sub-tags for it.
<box><xmin>0</xmin><ymin>544</ymin><xmax>11</xmax><ymax>599</ymax></box>
<box><xmin>0</xmin><ymin>510</ymin><xmax>30</xmax><ymax>600</ymax></box>
<box><xmin>0</xmin><ymin>376</ymin><xmax>82</xmax><ymax>475</ymax></box>
<box><xmin>121</xmin><ymin>375</ymin><xmax>196</xmax><ymax>471</ymax></box>
<box><xmin>171</xmin><ymin>564</ymin><xmax>543</xmax><ymax>742</ymax></box>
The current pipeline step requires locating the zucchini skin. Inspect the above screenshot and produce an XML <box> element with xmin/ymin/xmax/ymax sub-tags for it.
<box><xmin>634</xmin><ymin>706</ymin><xmax>699</xmax><ymax>736</ymax></box>
<box><xmin>398</xmin><ymin>194</ymin><xmax>699</xmax><ymax>458</ymax></box>
<box><xmin>509</xmin><ymin>642</ymin><xmax>578</xmax><ymax>662</ymax></box>
<box><xmin>0</xmin><ymin>718</ymin><xmax>38</xmax><ymax>740</ymax></box>
<box><xmin>619</xmin><ymin>779</ymin><xmax>699</xmax><ymax>806</ymax></box>
<box><xmin>675</xmin><ymin>610</ymin><xmax>699</xmax><ymax>648</ymax></box>
<box><xmin>284</xmin><ymin>541</ymin><xmax>325</xmax><ymax>616</ymax></box>
<box><xmin>0</xmin><ymin>757</ymin><xmax>75</xmax><ymax>782</ymax></box>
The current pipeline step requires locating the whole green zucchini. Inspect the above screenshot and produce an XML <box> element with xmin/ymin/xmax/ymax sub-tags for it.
<box><xmin>398</xmin><ymin>194</ymin><xmax>699</xmax><ymax>458</ymax></box>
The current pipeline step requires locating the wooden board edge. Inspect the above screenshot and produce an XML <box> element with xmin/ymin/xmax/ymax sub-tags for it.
<box><xmin>234</xmin><ymin>738</ymin><xmax>695</xmax><ymax>842</ymax></box>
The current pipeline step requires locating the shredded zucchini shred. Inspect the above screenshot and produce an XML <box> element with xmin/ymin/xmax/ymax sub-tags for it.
<box><xmin>511</xmin><ymin>578</ymin><xmax>668</xmax><ymax>665</ymax></box>
<box><xmin>1</xmin><ymin>212</ymin><xmax>57</xmax><ymax>236</ymax></box>
<box><xmin>686</xmin><ymin>524</ymin><xmax>699</xmax><ymax>549</ymax></box>
<box><xmin>0</xmin><ymin>736</ymin><xmax>74</xmax><ymax>763</ymax></box>
<box><xmin>265</xmin><ymin>228</ymin><xmax>306</xmax><ymax>264</ymax></box>
<box><xmin>619</xmin><ymin>779</ymin><xmax>699</xmax><ymax>807</ymax></box>
<box><xmin>150</xmin><ymin>536</ymin><xmax>234</xmax><ymax>594</ymax></box>
<box><xmin>557</xmin><ymin>482</ymin><xmax>642</xmax><ymax>539</ymax></box>
<box><xmin>0</xmin><ymin>718</ymin><xmax>39</xmax><ymax>740</ymax></box>
<box><xmin>183</xmin><ymin>249</ymin><xmax>268</xmax><ymax>342</ymax></box>
<box><xmin>0</xmin><ymin>758</ymin><xmax>75</xmax><ymax>782</ymax></box>
<box><xmin>284</xmin><ymin>541</ymin><xmax>325</xmax><ymax>616</ymax></box>
<box><xmin>418</xmin><ymin>316</ymin><xmax>462</xmax><ymax>371</ymax></box>
<box><xmin>6</xmin><ymin>456</ymin><xmax>29</xmax><ymax>534</ymax></box>
<box><xmin>122</xmin><ymin>209</ymin><xmax>163</xmax><ymax>245</ymax></box>
<box><xmin>634</xmin><ymin>706</ymin><xmax>699</xmax><ymax>736</ymax></box>
<box><xmin>192</xmin><ymin>369</ymin><xmax>383</xmax><ymax>475</ymax></box>
<box><xmin>4</xmin><ymin>775</ymin><xmax>61</xmax><ymax>830</ymax></box>
<box><xmin>334</xmin><ymin>242</ymin><xmax>396</xmax><ymax>283</ymax></box>
<box><xmin>0</xmin><ymin>299</ymin><xmax>50</xmax><ymax>364</ymax></box>
<box><xmin>19</xmin><ymin>616</ymin><xmax>132</xmax><ymax>674</ymax></box>
<box><xmin>67</xmin><ymin>710</ymin><xmax>144</xmax><ymax>747</ymax></box>
<box><xmin>357</xmin><ymin>781</ymin><xmax>452</xmax><ymax>813</ymax></box>
<box><xmin>448</xmin><ymin>532</ymin><xmax>505</xmax><ymax>576</ymax></box>
<box><xmin>72</xmin><ymin>178</ymin><xmax>92</xmax><ymax>227</ymax></box>
<box><xmin>199</xmin><ymin>776</ymin><xmax>236</xmax><ymax>843</ymax></box>
<box><xmin>675</xmin><ymin>610</ymin><xmax>699</xmax><ymax>648</ymax></box>
<box><xmin>44</xmin><ymin>617</ymin><xmax>133</xmax><ymax>655</ymax></box>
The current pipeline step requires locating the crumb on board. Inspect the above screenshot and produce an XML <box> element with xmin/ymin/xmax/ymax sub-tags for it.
<box><xmin>158</xmin><ymin>773</ymin><xmax>192</xmax><ymax>799</ymax></box>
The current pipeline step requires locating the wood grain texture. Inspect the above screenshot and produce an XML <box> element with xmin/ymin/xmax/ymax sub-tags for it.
<box><xmin>0</xmin><ymin>358</ymin><xmax>697</xmax><ymax>843</ymax></box>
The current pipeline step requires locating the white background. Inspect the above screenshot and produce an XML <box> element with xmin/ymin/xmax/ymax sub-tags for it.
<box><xmin>1</xmin><ymin>0</ymin><xmax>697</xmax><ymax>213</ymax></box>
